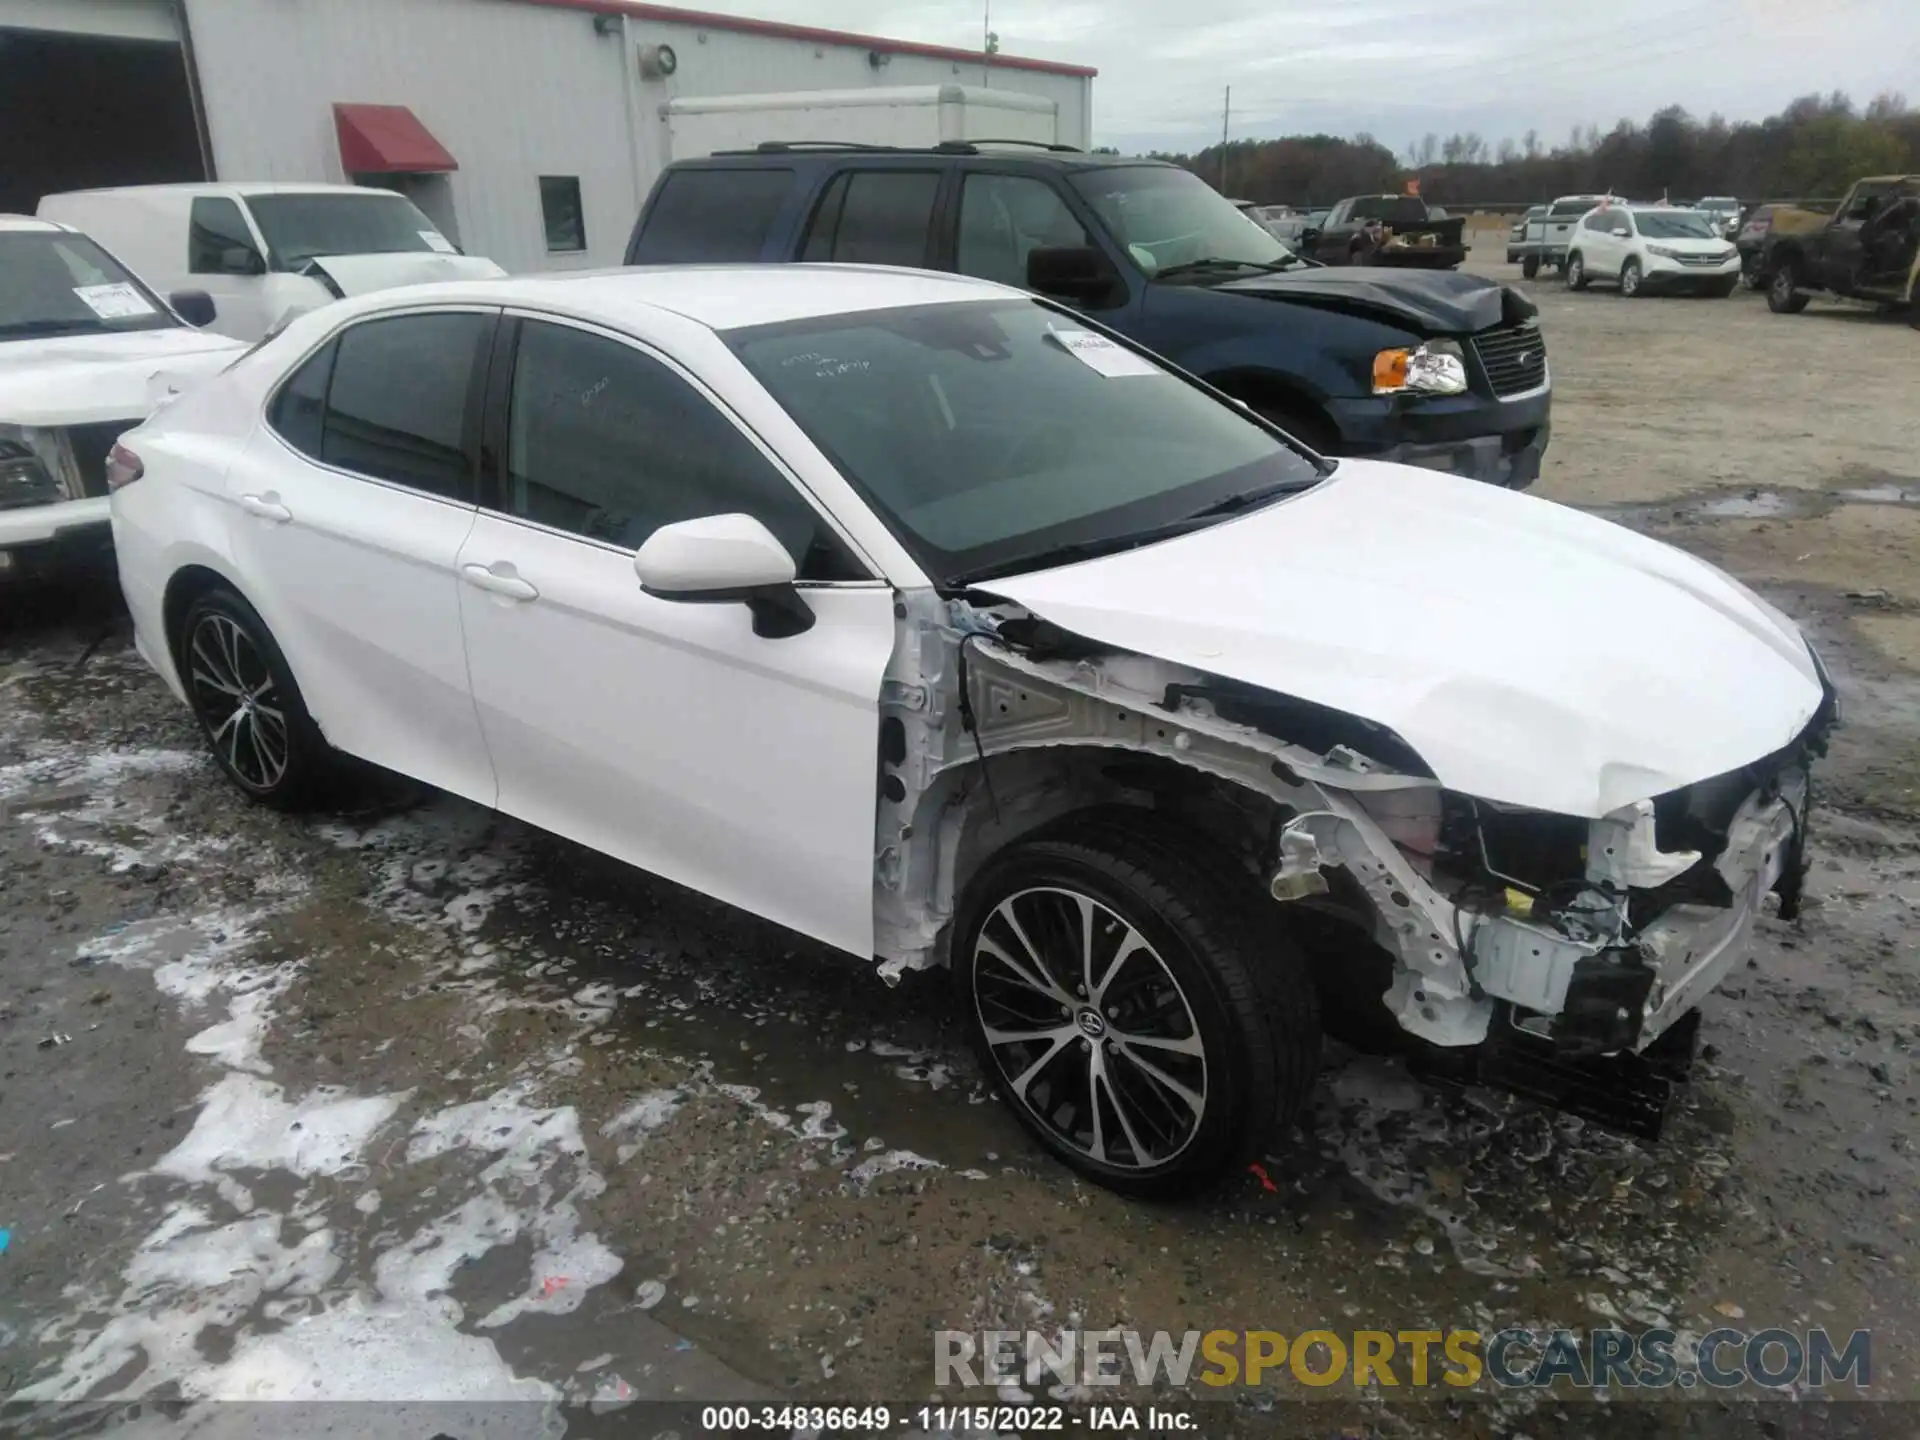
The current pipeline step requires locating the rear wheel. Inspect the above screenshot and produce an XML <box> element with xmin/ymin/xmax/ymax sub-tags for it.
<box><xmin>1566</xmin><ymin>251</ymin><xmax>1590</xmax><ymax>290</ymax></box>
<box><xmin>1768</xmin><ymin>259</ymin><xmax>1811</xmax><ymax>313</ymax></box>
<box><xmin>178</xmin><ymin>588</ymin><xmax>333</xmax><ymax>811</ymax></box>
<box><xmin>955</xmin><ymin>816</ymin><xmax>1320</xmax><ymax>1198</ymax></box>
<box><xmin>1620</xmin><ymin>258</ymin><xmax>1645</xmax><ymax>297</ymax></box>
<box><xmin>1521</xmin><ymin>254</ymin><xmax>1541</xmax><ymax>280</ymax></box>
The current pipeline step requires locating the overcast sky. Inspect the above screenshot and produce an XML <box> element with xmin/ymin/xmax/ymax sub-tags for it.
<box><xmin>697</xmin><ymin>0</ymin><xmax>1920</xmax><ymax>157</ymax></box>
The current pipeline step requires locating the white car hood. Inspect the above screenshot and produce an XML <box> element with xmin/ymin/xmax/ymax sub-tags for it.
<box><xmin>980</xmin><ymin>460</ymin><xmax>1826</xmax><ymax>819</ymax></box>
<box><xmin>0</xmin><ymin>327</ymin><xmax>248</xmax><ymax>427</ymax></box>
<box><xmin>306</xmin><ymin>252</ymin><xmax>508</xmax><ymax>295</ymax></box>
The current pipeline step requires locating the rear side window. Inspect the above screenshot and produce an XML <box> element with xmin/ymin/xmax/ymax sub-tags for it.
<box><xmin>190</xmin><ymin>197</ymin><xmax>259</xmax><ymax>274</ymax></box>
<box><xmin>267</xmin><ymin>339</ymin><xmax>337</xmax><ymax>456</ymax></box>
<box><xmin>801</xmin><ymin>171</ymin><xmax>939</xmax><ymax>267</ymax></box>
<box><xmin>295</xmin><ymin>312</ymin><xmax>489</xmax><ymax>500</ymax></box>
<box><xmin>1552</xmin><ymin>199</ymin><xmax>1596</xmax><ymax>217</ymax></box>
<box><xmin>629</xmin><ymin>168</ymin><xmax>793</xmax><ymax>264</ymax></box>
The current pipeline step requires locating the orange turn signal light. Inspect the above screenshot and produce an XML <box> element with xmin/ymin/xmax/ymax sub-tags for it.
<box><xmin>1372</xmin><ymin>349</ymin><xmax>1411</xmax><ymax>394</ymax></box>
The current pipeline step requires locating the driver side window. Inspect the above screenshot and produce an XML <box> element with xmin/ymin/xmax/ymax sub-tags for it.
<box><xmin>956</xmin><ymin>174</ymin><xmax>1091</xmax><ymax>289</ymax></box>
<box><xmin>500</xmin><ymin>320</ymin><xmax>866</xmax><ymax>582</ymax></box>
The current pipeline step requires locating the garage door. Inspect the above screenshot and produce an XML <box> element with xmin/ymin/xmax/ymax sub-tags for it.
<box><xmin>0</xmin><ymin>0</ymin><xmax>204</xmax><ymax>217</ymax></box>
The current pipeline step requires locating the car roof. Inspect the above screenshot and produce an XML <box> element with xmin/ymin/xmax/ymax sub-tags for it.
<box><xmin>44</xmin><ymin>182</ymin><xmax>389</xmax><ymax>200</ymax></box>
<box><xmin>342</xmin><ymin>264</ymin><xmax>1023</xmax><ymax>334</ymax></box>
<box><xmin>679</xmin><ymin>144</ymin><xmax>1168</xmax><ymax>174</ymax></box>
<box><xmin>0</xmin><ymin>214</ymin><xmax>65</xmax><ymax>233</ymax></box>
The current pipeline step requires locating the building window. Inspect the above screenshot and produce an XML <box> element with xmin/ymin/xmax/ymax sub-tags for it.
<box><xmin>540</xmin><ymin>176</ymin><xmax>586</xmax><ymax>253</ymax></box>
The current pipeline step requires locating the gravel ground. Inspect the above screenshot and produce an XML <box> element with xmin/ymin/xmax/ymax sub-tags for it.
<box><xmin>1</xmin><ymin>261</ymin><xmax>1916</xmax><ymax>1435</ymax></box>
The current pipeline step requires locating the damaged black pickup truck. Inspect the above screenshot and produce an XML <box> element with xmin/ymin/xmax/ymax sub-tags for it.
<box><xmin>625</xmin><ymin>147</ymin><xmax>1550</xmax><ymax>489</ymax></box>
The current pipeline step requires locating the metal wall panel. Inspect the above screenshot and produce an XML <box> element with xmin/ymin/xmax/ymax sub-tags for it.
<box><xmin>181</xmin><ymin>0</ymin><xmax>1093</xmax><ymax>274</ymax></box>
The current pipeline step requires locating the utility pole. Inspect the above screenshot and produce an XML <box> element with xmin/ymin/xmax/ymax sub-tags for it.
<box><xmin>983</xmin><ymin>0</ymin><xmax>992</xmax><ymax>87</ymax></box>
<box><xmin>1220</xmin><ymin>86</ymin><xmax>1230</xmax><ymax>192</ymax></box>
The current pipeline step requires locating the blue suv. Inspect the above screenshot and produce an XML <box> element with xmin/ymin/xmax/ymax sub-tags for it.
<box><xmin>624</xmin><ymin>144</ymin><xmax>1550</xmax><ymax>488</ymax></box>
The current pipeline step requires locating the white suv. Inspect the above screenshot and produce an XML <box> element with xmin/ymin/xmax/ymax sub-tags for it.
<box><xmin>1564</xmin><ymin>204</ymin><xmax>1743</xmax><ymax>297</ymax></box>
<box><xmin>1</xmin><ymin>216</ymin><xmax>245</xmax><ymax>585</ymax></box>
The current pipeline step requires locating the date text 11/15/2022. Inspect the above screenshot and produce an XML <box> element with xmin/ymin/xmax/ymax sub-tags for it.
<box><xmin>697</xmin><ymin>1407</ymin><xmax>1195</xmax><ymax>1432</ymax></box>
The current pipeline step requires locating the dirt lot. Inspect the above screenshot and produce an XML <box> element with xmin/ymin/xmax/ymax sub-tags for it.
<box><xmin>2</xmin><ymin>260</ymin><xmax>1917</xmax><ymax>1434</ymax></box>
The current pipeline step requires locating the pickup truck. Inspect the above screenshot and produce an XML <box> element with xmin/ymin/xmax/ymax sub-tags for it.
<box><xmin>1304</xmin><ymin>195</ymin><xmax>1467</xmax><ymax>268</ymax></box>
<box><xmin>624</xmin><ymin>146</ymin><xmax>1551</xmax><ymax>488</ymax></box>
<box><xmin>1761</xmin><ymin>175</ymin><xmax>1920</xmax><ymax>325</ymax></box>
<box><xmin>1508</xmin><ymin>206</ymin><xmax>1546</xmax><ymax>263</ymax></box>
<box><xmin>1518</xmin><ymin>195</ymin><xmax>1615</xmax><ymax>278</ymax></box>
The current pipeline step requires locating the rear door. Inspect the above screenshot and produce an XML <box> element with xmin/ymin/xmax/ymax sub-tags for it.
<box><xmin>224</xmin><ymin>308</ymin><xmax>499</xmax><ymax>805</ymax></box>
<box><xmin>626</xmin><ymin>165</ymin><xmax>798</xmax><ymax>264</ymax></box>
<box><xmin>798</xmin><ymin>165</ymin><xmax>947</xmax><ymax>268</ymax></box>
<box><xmin>1817</xmin><ymin>185</ymin><xmax>1882</xmax><ymax>292</ymax></box>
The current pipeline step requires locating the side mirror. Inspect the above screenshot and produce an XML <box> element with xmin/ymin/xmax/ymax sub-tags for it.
<box><xmin>634</xmin><ymin>513</ymin><xmax>814</xmax><ymax>639</ymax></box>
<box><xmin>1026</xmin><ymin>245</ymin><xmax>1119</xmax><ymax>304</ymax></box>
<box><xmin>221</xmin><ymin>245</ymin><xmax>266</xmax><ymax>276</ymax></box>
<box><xmin>170</xmin><ymin>289</ymin><xmax>218</xmax><ymax>327</ymax></box>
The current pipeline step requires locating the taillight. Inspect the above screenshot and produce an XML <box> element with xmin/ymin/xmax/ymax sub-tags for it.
<box><xmin>106</xmin><ymin>443</ymin><xmax>145</xmax><ymax>492</ymax></box>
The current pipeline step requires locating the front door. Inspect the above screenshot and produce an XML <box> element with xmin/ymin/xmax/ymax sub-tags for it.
<box><xmin>222</xmin><ymin>307</ymin><xmax>499</xmax><ymax>806</ymax></box>
<box><xmin>453</xmin><ymin>314</ymin><xmax>897</xmax><ymax>957</ymax></box>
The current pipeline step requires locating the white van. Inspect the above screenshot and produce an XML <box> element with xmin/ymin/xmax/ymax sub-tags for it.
<box><xmin>37</xmin><ymin>184</ymin><xmax>507</xmax><ymax>343</ymax></box>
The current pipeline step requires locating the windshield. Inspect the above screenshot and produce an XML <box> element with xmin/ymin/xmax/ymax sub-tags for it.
<box><xmin>729</xmin><ymin>299</ymin><xmax>1323</xmax><ymax>584</ymax></box>
<box><xmin>0</xmin><ymin>231</ymin><xmax>178</xmax><ymax>341</ymax></box>
<box><xmin>1637</xmin><ymin>211</ymin><xmax>1719</xmax><ymax>239</ymax></box>
<box><xmin>245</xmin><ymin>192</ymin><xmax>446</xmax><ymax>269</ymax></box>
<box><xmin>1067</xmin><ymin>165</ymin><xmax>1296</xmax><ymax>274</ymax></box>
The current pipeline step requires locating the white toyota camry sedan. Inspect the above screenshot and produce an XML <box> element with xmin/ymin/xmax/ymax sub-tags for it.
<box><xmin>109</xmin><ymin>266</ymin><xmax>1835</xmax><ymax>1197</ymax></box>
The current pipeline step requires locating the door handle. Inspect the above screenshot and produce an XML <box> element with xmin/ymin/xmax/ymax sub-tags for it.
<box><xmin>461</xmin><ymin>563</ymin><xmax>539</xmax><ymax>602</ymax></box>
<box><xmin>238</xmin><ymin>493</ymin><xmax>291</xmax><ymax>523</ymax></box>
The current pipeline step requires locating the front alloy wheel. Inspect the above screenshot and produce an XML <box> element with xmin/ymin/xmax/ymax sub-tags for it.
<box><xmin>1566</xmin><ymin>252</ymin><xmax>1589</xmax><ymax>290</ymax></box>
<box><xmin>957</xmin><ymin>818</ymin><xmax>1319</xmax><ymax>1198</ymax></box>
<box><xmin>1620</xmin><ymin>258</ymin><xmax>1644</xmax><ymax>297</ymax></box>
<box><xmin>973</xmin><ymin>887</ymin><xmax>1209</xmax><ymax>1172</ymax></box>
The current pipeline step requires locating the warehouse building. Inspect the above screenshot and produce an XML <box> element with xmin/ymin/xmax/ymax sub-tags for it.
<box><xmin>0</xmin><ymin>0</ymin><xmax>1096</xmax><ymax>273</ymax></box>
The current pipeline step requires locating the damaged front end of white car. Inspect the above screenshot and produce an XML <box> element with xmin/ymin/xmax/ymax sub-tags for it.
<box><xmin>873</xmin><ymin>579</ymin><xmax>1837</xmax><ymax>1160</ymax></box>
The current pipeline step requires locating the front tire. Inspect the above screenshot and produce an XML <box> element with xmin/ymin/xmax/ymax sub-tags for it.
<box><xmin>1768</xmin><ymin>259</ymin><xmax>1811</xmax><ymax>313</ymax></box>
<box><xmin>1566</xmin><ymin>251</ymin><xmax>1590</xmax><ymax>290</ymax></box>
<box><xmin>178</xmin><ymin>588</ymin><xmax>332</xmax><ymax>811</ymax></box>
<box><xmin>1708</xmin><ymin>277</ymin><xmax>1738</xmax><ymax>298</ymax></box>
<box><xmin>955</xmin><ymin>816</ymin><xmax>1319</xmax><ymax>1199</ymax></box>
<box><xmin>1620</xmin><ymin>258</ymin><xmax>1645</xmax><ymax>297</ymax></box>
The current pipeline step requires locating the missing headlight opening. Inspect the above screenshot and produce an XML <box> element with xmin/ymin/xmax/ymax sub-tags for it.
<box><xmin>872</xmin><ymin>590</ymin><xmax>1836</xmax><ymax>1142</ymax></box>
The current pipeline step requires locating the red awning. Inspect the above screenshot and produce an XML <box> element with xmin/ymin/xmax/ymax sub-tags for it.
<box><xmin>333</xmin><ymin>103</ymin><xmax>458</xmax><ymax>174</ymax></box>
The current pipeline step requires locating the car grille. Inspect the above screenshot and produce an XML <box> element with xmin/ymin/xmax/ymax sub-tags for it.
<box><xmin>64</xmin><ymin>422</ymin><xmax>127</xmax><ymax>499</ymax></box>
<box><xmin>1675</xmin><ymin>252</ymin><xmax>1726</xmax><ymax>267</ymax></box>
<box><xmin>1471</xmin><ymin>322</ymin><xmax>1549</xmax><ymax>398</ymax></box>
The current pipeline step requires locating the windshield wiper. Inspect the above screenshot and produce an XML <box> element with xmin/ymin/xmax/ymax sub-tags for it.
<box><xmin>1154</xmin><ymin>256</ymin><xmax>1303</xmax><ymax>280</ymax></box>
<box><xmin>956</xmin><ymin>479</ymin><xmax>1322</xmax><ymax>586</ymax></box>
<box><xmin>0</xmin><ymin>318</ymin><xmax>112</xmax><ymax>339</ymax></box>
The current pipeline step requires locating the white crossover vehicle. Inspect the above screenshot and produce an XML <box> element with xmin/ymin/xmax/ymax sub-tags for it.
<box><xmin>1</xmin><ymin>216</ymin><xmax>245</xmax><ymax>585</ymax></box>
<box><xmin>1565</xmin><ymin>205</ymin><xmax>1744</xmax><ymax>297</ymax></box>
<box><xmin>110</xmin><ymin>268</ymin><xmax>1834</xmax><ymax>1196</ymax></box>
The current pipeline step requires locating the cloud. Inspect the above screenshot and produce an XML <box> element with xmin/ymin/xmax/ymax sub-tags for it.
<box><xmin>688</xmin><ymin>0</ymin><xmax>1920</xmax><ymax>156</ymax></box>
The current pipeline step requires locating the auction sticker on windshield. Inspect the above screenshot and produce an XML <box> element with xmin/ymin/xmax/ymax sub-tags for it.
<box><xmin>73</xmin><ymin>283</ymin><xmax>156</xmax><ymax>320</ymax></box>
<box><xmin>420</xmin><ymin>230</ymin><xmax>457</xmax><ymax>253</ymax></box>
<box><xmin>1047</xmin><ymin>328</ymin><xmax>1158</xmax><ymax>378</ymax></box>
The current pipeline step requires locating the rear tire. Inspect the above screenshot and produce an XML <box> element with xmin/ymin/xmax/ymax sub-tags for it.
<box><xmin>954</xmin><ymin>814</ymin><xmax>1320</xmax><ymax>1199</ymax></box>
<box><xmin>1768</xmin><ymin>259</ymin><xmax>1811</xmax><ymax>313</ymax></box>
<box><xmin>1522</xmin><ymin>254</ymin><xmax>1541</xmax><ymax>280</ymax></box>
<box><xmin>1620</xmin><ymin>258</ymin><xmax>1644</xmax><ymax>297</ymax></box>
<box><xmin>1708</xmin><ymin>278</ymin><xmax>1738</xmax><ymax>298</ymax></box>
<box><xmin>177</xmin><ymin>588</ymin><xmax>333</xmax><ymax>812</ymax></box>
<box><xmin>1566</xmin><ymin>251</ymin><xmax>1590</xmax><ymax>290</ymax></box>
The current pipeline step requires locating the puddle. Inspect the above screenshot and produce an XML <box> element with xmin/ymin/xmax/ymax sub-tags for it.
<box><xmin>1840</xmin><ymin>484</ymin><xmax>1920</xmax><ymax>506</ymax></box>
<box><xmin>1694</xmin><ymin>490</ymin><xmax>1794</xmax><ymax>518</ymax></box>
